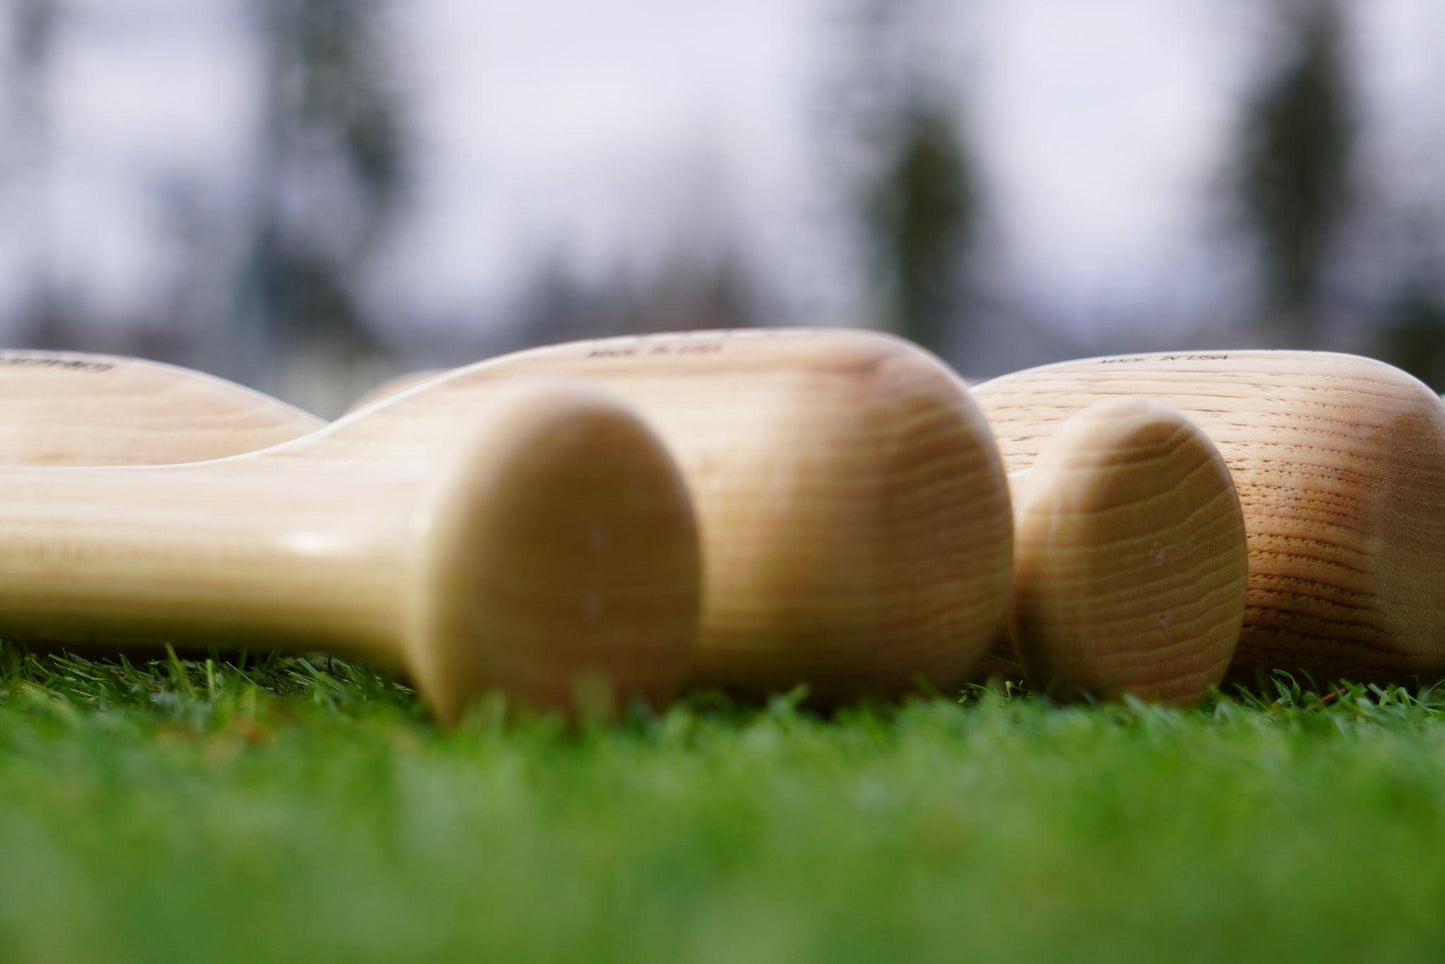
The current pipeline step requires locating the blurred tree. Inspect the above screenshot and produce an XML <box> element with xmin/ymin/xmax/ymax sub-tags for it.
<box><xmin>864</xmin><ymin>97</ymin><xmax>979</xmax><ymax>356</ymax></box>
<box><xmin>235</xmin><ymin>0</ymin><xmax>408</xmax><ymax>393</ymax></box>
<box><xmin>1371</xmin><ymin>207</ymin><xmax>1445</xmax><ymax>386</ymax></box>
<box><xmin>822</xmin><ymin>0</ymin><xmax>982</xmax><ymax>358</ymax></box>
<box><xmin>1375</xmin><ymin>281</ymin><xmax>1445</xmax><ymax>389</ymax></box>
<box><xmin>515</xmin><ymin>247</ymin><xmax>761</xmax><ymax>351</ymax></box>
<box><xmin>4</xmin><ymin>0</ymin><xmax>69</xmax><ymax>345</ymax></box>
<box><xmin>4</xmin><ymin>0</ymin><xmax>55</xmax><ymax>171</ymax></box>
<box><xmin>504</xmin><ymin>138</ymin><xmax>762</xmax><ymax>351</ymax></box>
<box><xmin>1230</xmin><ymin>0</ymin><xmax>1355</xmax><ymax>342</ymax></box>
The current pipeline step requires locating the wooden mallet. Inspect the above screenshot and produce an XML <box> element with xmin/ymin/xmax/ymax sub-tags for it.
<box><xmin>974</xmin><ymin>350</ymin><xmax>1445</xmax><ymax>686</ymax></box>
<box><xmin>0</xmin><ymin>373</ymin><xmax>702</xmax><ymax>722</ymax></box>
<box><xmin>0</xmin><ymin>332</ymin><xmax>1017</xmax><ymax>704</ymax></box>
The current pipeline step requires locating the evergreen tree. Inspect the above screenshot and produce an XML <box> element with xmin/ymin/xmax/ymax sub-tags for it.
<box><xmin>1232</xmin><ymin>0</ymin><xmax>1354</xmax><ymax>341</ymax></box>
<box><xmin>1376</xmin><ymin>282</ymin><xmax>1445</xmax><ymax>388</ymax></box>
<box><xmin>827</xmin><ymin>0</ymin><xmax>981</xmax><ymax>358</ymax></box>
<box><xmin>5</xmin><ymin>0</ymin><xmax>65</xmax><ymax>343</ymax></box>
<box><xmin>237</xmin><ymin>0</ymin><xmax>408</xmax><ymax>381</ymax></box>
<box><xmin>864</xmin><ymin>98</ymin><xmax>978</xmax><ymax>355</ymax></box>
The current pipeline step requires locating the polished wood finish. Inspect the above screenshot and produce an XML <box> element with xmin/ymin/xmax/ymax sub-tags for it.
<box><xmin>0</xmin><ymin>379</ymin><xmax>701</xmax><ymax>722</ymax></box>
<box><xmin>1006</xmin><ymin>398</ymin><xmax>1246</xmax><ymax>704</ymax></box>
<box><xmin>0</xmin><ymin>350</ymin><xmax>323</xmax><ymax>464</ymax></box>
<box><xmin>0</xmin><ymin>331</ymin><xmax>1012</xmax><ymax>703</ymax></box>
<box><xmin>975</xmin><ymin>351</ymin><xmax>1445</xmax><ymax>685</ymax></box>
<box><xmin>395</xmin><ymin>330</ymin><xmax>1014</xmax><ymax>702</ymax></box>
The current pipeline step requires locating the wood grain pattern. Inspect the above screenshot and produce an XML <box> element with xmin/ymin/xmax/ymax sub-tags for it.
<box><xmin>374</xmin><ymin>329</ymin><xmax>1014</xmax><ymax>702</ymax></box>
<box><xmin>0</xmin><ymin>380</ymin><xmax>701</xmax><ymax>722</ymax></box>
<box><xmin>974</xmin><ymin>351</ymin><xmax>1445</xmax><ymax>685</ymax></box>
<box><xmin>0</xmin><ymin>350</ymin><xmax>323</xmax><ymax>463</ymax></box>
<box><xmin>0</xmin><ymin>329</ymin><xmax>1013</xmax><ymax>703</ymax></box>
<box><xmin>1007</xmin><ymin>398</ymin><xmax>1247</xmax><ymax>704</ymax></box>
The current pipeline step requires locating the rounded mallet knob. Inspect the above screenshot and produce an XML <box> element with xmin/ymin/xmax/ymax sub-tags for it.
<box><xmin>1008</xmin><ymin>398</ymin><xmax>1247</xmax><ymax>704</ymax></box>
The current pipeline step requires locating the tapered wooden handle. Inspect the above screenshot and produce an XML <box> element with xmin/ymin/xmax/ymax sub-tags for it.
<box><xmin>0</xmin><ymin>350</ymin><xmax>323</xmax><ymax>464</ymax></box>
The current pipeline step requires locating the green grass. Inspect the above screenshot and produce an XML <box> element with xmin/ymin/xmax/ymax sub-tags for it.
<box><xmin>3</xmin><ymin>646</ymin><xmax>1445</xmax><ymax>963</ymax></box>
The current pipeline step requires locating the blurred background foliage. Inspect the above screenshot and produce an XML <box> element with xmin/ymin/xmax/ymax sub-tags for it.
<box><xmin>1</xmin><ymin>0</ymin><xmax>1441</xmax><ymax>413</ymax></box>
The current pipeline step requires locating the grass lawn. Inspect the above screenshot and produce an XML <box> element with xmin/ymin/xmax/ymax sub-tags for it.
<box><xmin>2</xmin><ymin>646</ymin><xmax>1444</xmax><ymax>963</ymax></box>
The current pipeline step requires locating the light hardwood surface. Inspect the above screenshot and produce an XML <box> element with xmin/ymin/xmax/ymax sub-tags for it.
<box><xmin>0</xmin><ymin>350</ymin><xmax>323</xmax><ymax>464</ymax></box>
<box><xmin>1005</xmin><ymin>398</ymin><xmax>1247</xmax><ymax>705</ymax></box>
<box><xmin>974</xmin><ymin>351</ymin><xmax>1445</xmax><ymax>685</ymax></box>
<box><xmin>375</xmin><ymin>330</ymin><xmax>1015</xmax><ymax>703</ymax></box>
<box><xmin>0</xmin><ymin>378</ymin><xmax>701</xmax><ymax>722</ymax></box>
<box><xmin>0</xmin><ymin>330</ymin><xmax>1014</xmax><ymax>705</ymax></box>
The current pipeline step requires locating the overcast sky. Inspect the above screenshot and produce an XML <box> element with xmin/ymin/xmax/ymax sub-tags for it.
<box><xmin>0</xmin><ymin>0</ymin><xmax>1441</xmax><ymax>348</ymax></box>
